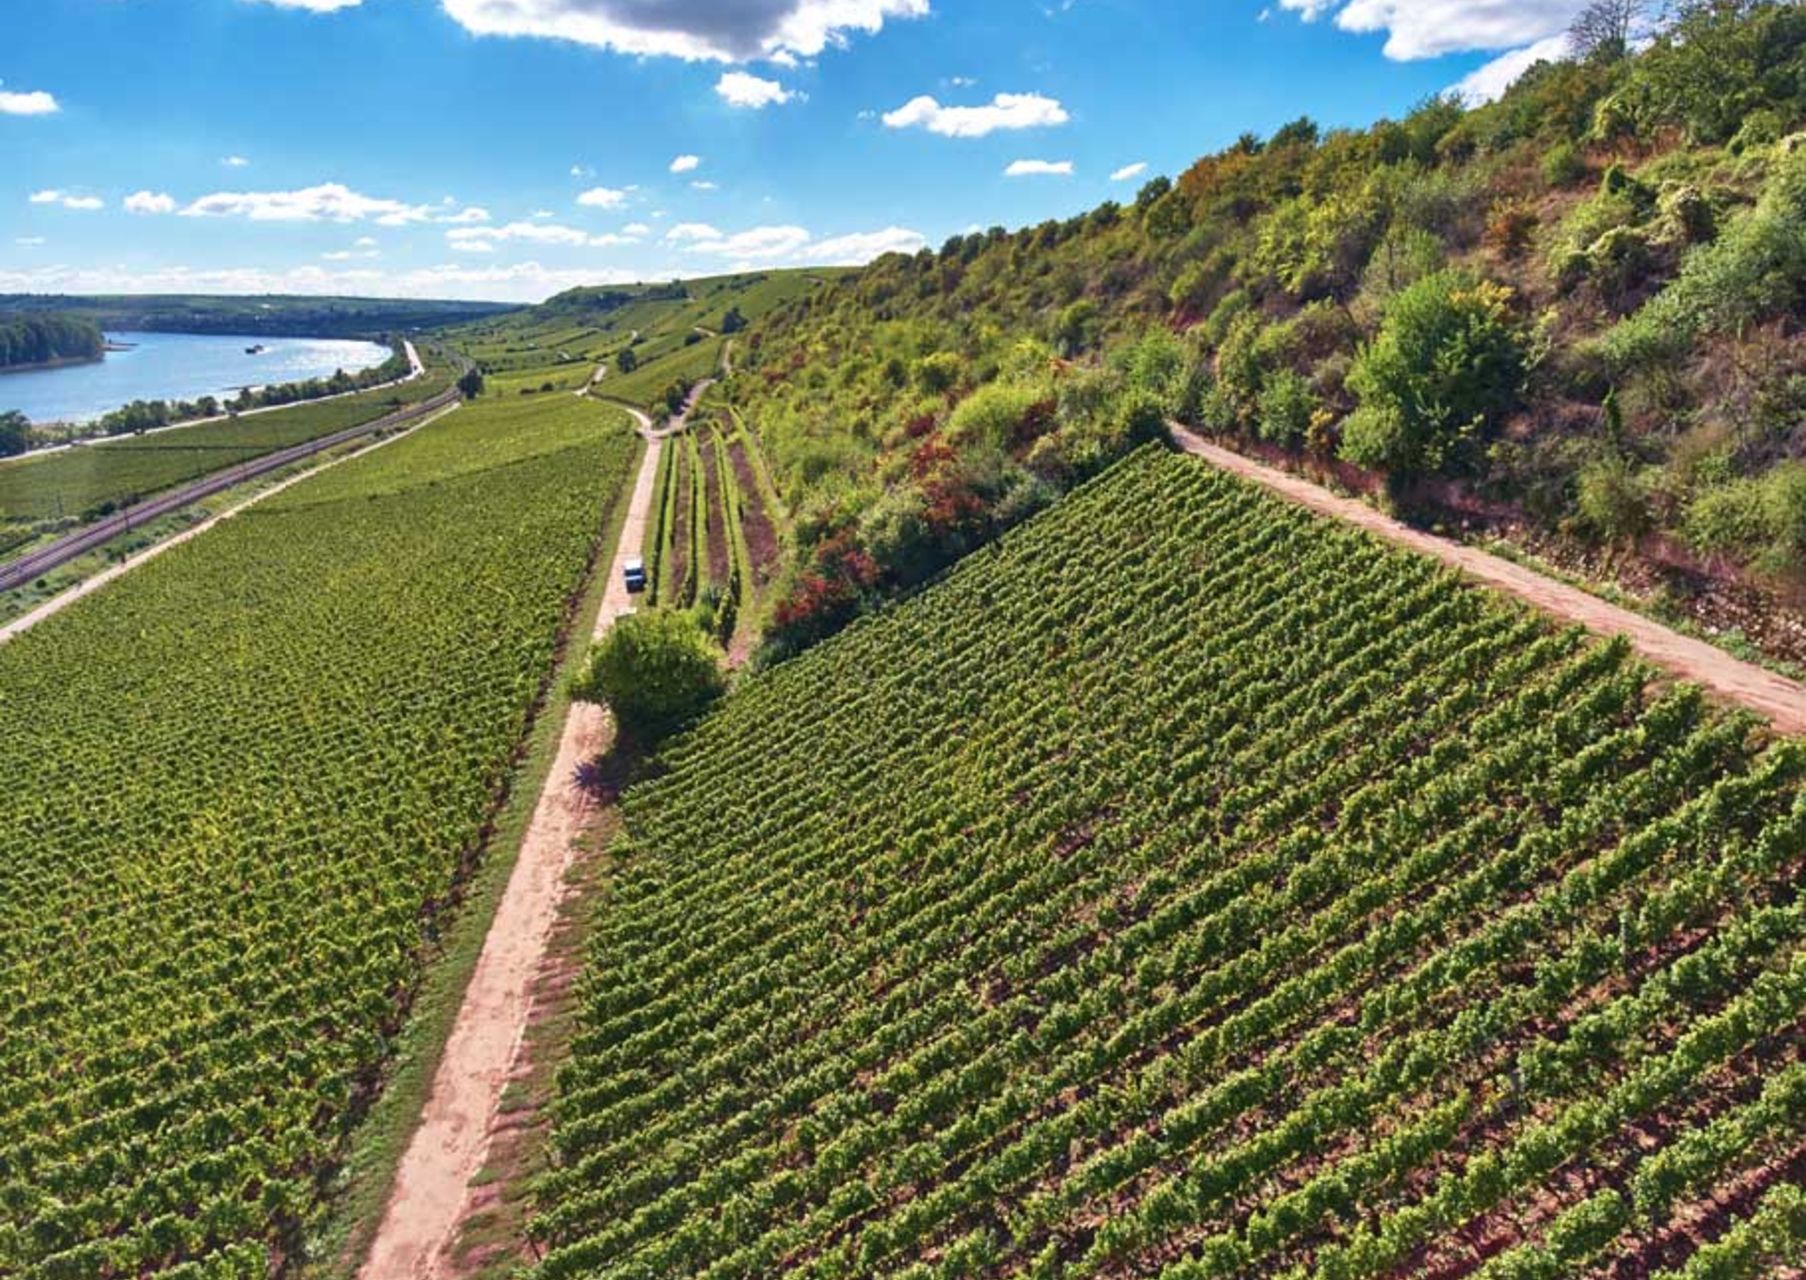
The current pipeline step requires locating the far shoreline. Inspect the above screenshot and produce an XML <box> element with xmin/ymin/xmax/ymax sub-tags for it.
<box><xmin>0</xmin><ymin>352</ymin><xmax>106</xmax><ymax>377</ymax></box>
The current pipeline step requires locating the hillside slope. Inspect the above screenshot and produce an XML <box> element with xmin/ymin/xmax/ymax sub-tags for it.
<box><xmin>530</xmin><ymin>446</ymin><xmax>1806</xmax><ymax>1278</ymax></box>
<box><xmin>719</xmin><ymin>0</ymin><xmax>1806</xmax><ymax>665</ymax></box>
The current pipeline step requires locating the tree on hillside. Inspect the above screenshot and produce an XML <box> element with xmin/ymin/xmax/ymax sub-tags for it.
<box><xmin>720</xmin><ymin>306</ymin><xmax>747</xmax><ymax>335</ymax></box>
<box><xmin>0</xmin><ymin>410</ymin><xmax>32</xmax><ymax>458</ymax></box>
<box><xmin>616</xmin><ymin>348</ymin><xmax>638</xmax><ymax>375</ymax></box>
<box><xmin>1570</xmin><ymin>0</ymin><xmax>1644</xmax><ymax>62</ymax></box>
<box><xmin>572</xmin><ymin>610</ymin><xmax>725</xmax><ymax>746</ymax></box>
<box><xmin>457</xmin><ymin>367</ymin><xmax>486</xmax><ymax>399</ymax></box>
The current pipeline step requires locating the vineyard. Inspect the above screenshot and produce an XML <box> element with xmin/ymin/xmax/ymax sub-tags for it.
<box><xmin>532</xmin><ymin>446</ymin><xmax>1806</xmax><ymax>1278</ymax></box>
<box><xmin>0</xmin><ymin>394</ymin><xmax>639</xmax><ymax>1277</ymax></box>
<box><xmin>0</xmin><ymin>352</ymin><xmax>455</xmax><ymax>525</ymax></box>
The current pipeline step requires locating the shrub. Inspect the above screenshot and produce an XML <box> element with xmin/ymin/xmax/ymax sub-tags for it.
<box><xmin>1543</xmin><ymin>142</ymin><xmax>1588</xmax><ymax>189</ymax></box>
<box><xmin>572</xmin><ymin>610</ymin><xmax>726</xmax><ymax>746</ymax></box>
<box><xmin>1258</xmin><ymin>370</ymin><xmax>1317</xmax><ymax>448</ymax></box>
<box><xmin>1340</xmin><ymin>270</ymin><xmax>1526</xmax><ymax>477</ymax></box>
<box><xmin>1576</xmin><ymin>454</ymin><xmax>1652</xmax><ymax>544</ymax></box>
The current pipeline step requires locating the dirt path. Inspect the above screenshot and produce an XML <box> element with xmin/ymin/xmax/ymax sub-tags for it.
<box><xmin>358</xmin><ymin>424</ymin><xmax>665</xmax><ymax>1280</ymax></box>
<box><xmin>0</xmin><ymin>401</ymin><xmax>460</xmax><ymax>646</ymax></box>
<box><xmin>1171</xmin><ymin>424</ymin><xmax>1806</xmax><ymax>735</ymax></box>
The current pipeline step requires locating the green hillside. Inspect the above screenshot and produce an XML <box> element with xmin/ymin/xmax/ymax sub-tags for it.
<box><xmin>714</xmin><ymin>0</ymin><xmax>1806</xmax><ymax>664</ymax></box>
<box><xmin>531</xmin><ymin>445</ymin><xmax>1806</xmax><ymax>1279</ymax></box>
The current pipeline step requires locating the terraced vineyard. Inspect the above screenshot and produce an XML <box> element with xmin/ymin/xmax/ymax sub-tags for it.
<box><xmin>0</xmin><ymin>395</ymin><xmax>638</xmax><ymax>1277</ymax></box>
<box><xmin>0</xmin><ymin>352</ymin><xmax>455</xmax><ymax>525</ymax></box>
<box><xmin>532</xmin><ymin>446</ymin><xmax>1806</xmax><ymax>1278</ymax></box>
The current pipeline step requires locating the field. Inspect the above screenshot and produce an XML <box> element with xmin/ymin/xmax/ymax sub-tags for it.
<box><xmin>0</xmin><ymin>353</ymin><xmax>456</xmax><ymax>525</ymax></box>
<box><xmin>0</xmin><ymin>394</ymin><xmax>639</xmax><ymax>1278</ymax></box>
<box><xmin>530</xmin><ymin>446</ymin><xmax>1806</xmax><ymax>1279</ymax></box>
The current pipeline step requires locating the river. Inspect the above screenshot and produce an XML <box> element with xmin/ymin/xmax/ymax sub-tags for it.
<box><xmin>1</xmin><ymin>331</ymin><xmax>393</xmax><ymax>425</ymax></box>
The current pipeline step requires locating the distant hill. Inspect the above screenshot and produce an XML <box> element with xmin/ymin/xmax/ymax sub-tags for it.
<box><xmin>0</xmin><ymin>293</ymin><xmax>512</xmax><ymax>339</ymax></box>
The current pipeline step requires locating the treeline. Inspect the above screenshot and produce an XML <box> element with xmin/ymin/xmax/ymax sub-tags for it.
<box><xmin>92</xmin><ymin>343</ymin><xmax>413</xmax><ymax>437</ymax></box>
<box><xmin>0</xmin><ymin>313</ymin><xmax>103</xmax><ymax>370</ymax></box>
<box><xmin>730</xmin><ymin>0</ymin><xmax>1806</xmax><ymax>659</ymax></box>
<box><xmin>0</xmin><ymin>294</ymin><xmax>508</xmax><ymax>338</ymax></box>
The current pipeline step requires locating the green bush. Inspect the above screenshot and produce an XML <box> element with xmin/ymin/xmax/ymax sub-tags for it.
<box><xmin>1576</xmin><ymin>454</ymin><xmax>1652</xmax><ymax>544</ymax></box>
<box><xmin>1257</xmin><ymin>370</ymin><xmax>1317</xmax><ymax>448</ymax></box>
<box><xmin>1340</xmin><ymin>270</ymin><xmax>1526</xmax><ymax>477</ymax></box>
<box><xmin>572</xmin><ymin>610</ymin><xmax>726</xmax><ymax>746</ymax></box>
<box><xmin>1543</xmin><ymin>142</ymin><xmax>1588</xmax><ymax>189</ymax></box>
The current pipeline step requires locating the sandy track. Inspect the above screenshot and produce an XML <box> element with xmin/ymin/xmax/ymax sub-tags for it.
<box><xmin>1171</xmin><ymin>424</ymin><xmax>1806</xmax><ymax>735</ymax></box>
<box><xmin>358</xmin><ymin>423</ymin><xmax>664</xmax><ymax>1280</ymax></box>
<box><xmin>0</xmin><ymin>401</ymin><xmax>459</xmax><ymax>646</ymax></box>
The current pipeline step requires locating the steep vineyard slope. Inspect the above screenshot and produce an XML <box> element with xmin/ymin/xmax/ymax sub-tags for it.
<box><xmin>0</xmin><ymin>396</ymin><xmax>639</xmax><ymax>1277</ymax></box>
<box><xmin>532</xmin><ymin>447</ymin><xmax>1806</xmax><ymax>1279</ymax></box>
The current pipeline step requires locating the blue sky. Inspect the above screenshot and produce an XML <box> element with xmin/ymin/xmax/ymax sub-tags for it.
<box><xmin>3</xmin><ymin>0</ymin><xmax>1590</xmax><ymax>302</ymax></box>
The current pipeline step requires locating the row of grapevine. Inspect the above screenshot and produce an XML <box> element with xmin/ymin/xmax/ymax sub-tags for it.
<box><xmin>0</xmin><ymin>394</ymin><xmax>640</xmax><ymax>1276</ymax></box>
<box><xmin>0</xmin><ymin>351</ymin><xmax>456</xmax><ymax>524</ymax></box>
<box><xmin>530</xmin><ymin>445</ymin><xmax>1805</xmax><ymax>1279</ymax></box>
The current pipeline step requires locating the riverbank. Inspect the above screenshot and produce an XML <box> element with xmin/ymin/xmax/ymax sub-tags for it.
<box><xmin>0</xmin><ymin>352</ymin><xmax>104</xmax><ymax>377</ymax></box>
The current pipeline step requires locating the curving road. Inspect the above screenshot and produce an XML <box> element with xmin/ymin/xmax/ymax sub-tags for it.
<box><xmin>0</xmin><ymin>376</ymin><xmax>461</xmax><ymax>595</ymax></box>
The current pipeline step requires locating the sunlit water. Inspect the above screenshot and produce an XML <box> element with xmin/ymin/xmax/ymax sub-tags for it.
<box><xmin>1</xmin><ymin>331</ymin><xmax>393</xmax><ymax>424</ymax></box>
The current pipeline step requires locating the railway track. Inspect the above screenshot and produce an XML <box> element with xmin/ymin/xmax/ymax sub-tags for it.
<box><xmin>0</xmin><ymin>383</ymin><xmax>463</xmax><ymax>594</ymax></box>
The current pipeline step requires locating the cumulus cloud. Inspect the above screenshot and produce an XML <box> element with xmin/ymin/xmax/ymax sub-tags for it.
<box><xmin>124</xmin><ymin>191</ymin><xmax>177</xmax><ymax>215</ymax></box>
<box><xmin>1110</xmin><ymin>161</ymin><xmax>1148</xmax><ymax>182</ymax></box>
<box><xmin>577</xmin><ymin>186</ymin><xmax>629</xmax><ymax>209</ymax></box>
<box><xmin>670</xmin><ymin>154</ymin><xmax>702</xmax><ymax>173</ymax></box>
<box><xmin>222</xmin><ymin>155</ymin><xmax>251</xmax><ymax>167</ymax></box>
<box><xmin>438</xmin><ymin>0</ymin><xmax>927</xmax><ymax>63</ymax></box>
<box><xmin>1005</xmin><ymin>159</ymin><xmax>1074</xmax><ymax>177</ymax></box>
<box><xmin>180</xmin><ymin>182</ymin><xmax>436</xmax><ymax>225</ymax></box>
<box><xmin>449</xmin><ymin>219</ymin><xmax>644</xmax><ymax>250</ymax></box>
<box><xmin>664</xmin><ymin>221</ymin><xmax>925</xmax><ymax>266</ymax></box>
<box><xmin>622</xmin><ymin>222</ymin><xmax>652</xmax><ymax>236</ymax></box>
<box><xmin>0</xmin><ymin>88</ymin><xmax>59</xmax><ymax>116</ymax></box>
<box><xmin>809</xmin><ymin>226</ymin><xmax>927</xmax><ymax>264</ymax></box>
<box><xmin>442</xmin><ymin>205</ymin><xmax>492</xmax><ymax>223</ymax></box>
<box><xmin>248</xmin><ymin>0</ymin><xmax>364</xmax><ymax>10</ymax></box>
<box><xmin>882</xmin><ymin>91</ymin><xmax>1068</xmax><ymax>138</ymax></box>
<box><xmin>691</xmin><ymin>180</ymin><xmax>719</xmax><ymax>191</ymax></box>
<box><xmin>1279</xmin><ymin>0</ymin><xmax>1584</xmax><ymax>60</ymax></box>
<box><xmin>716</xmin><ymin>71</ymin><xmax>796</xmax><ymax>108</ymax></box>
<box><xmin>1451</xmin><ymin>32</ymin><xmax>1571</xmax><ymax>101</ymax></box>
<box><xmin>29</xmin><ymin>190</ymin><xmax>104</xmax><ymax>211</ymax></box>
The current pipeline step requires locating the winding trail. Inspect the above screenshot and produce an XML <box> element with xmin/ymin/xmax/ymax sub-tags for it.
<box><xmin>1171</xmin><ymin>424</ymin><xmax>1806</xmax><ymax>735</ymax></box>
<box><xmin>358</xmin><ymin>401</ymin><xmax>673</xmax><ymax>1280</ymax></box>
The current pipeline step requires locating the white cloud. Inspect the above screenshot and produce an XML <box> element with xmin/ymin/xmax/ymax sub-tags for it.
<box><xmin>1451</xmin><ymin>32</ymin><xmax>1571</xmax><ymax>101</ymax></box>
<box><xmin>670</xmin><ymin>154</ymin><xmax>702</xmax><ymax>173</ymax></box>
<box><xmin>571</xmin><ymin>163</ymin><xmax>594</xmax><ymax>178</ymax></box>
<box><xmin>249</xmin><ymin>0</ymin><xmax>364</xmax><ymax>10</ymax></box>
<box><xmin>685</xmin><ymin>225</ymin><xmax>815</xmax><ymax>259</ymax></box>
<box><xmin>222</xmin><ymin>155</ymin><xmax>251</xmax><ymax>168</ymax></box>
<box><xmin>1110</xmin><ymin>161</ymin><xmax>1148</xmax><ymax>182</ymax></box>
<box><xmin>882</xmin><ymin>91</ymin><xmax>1068</xmax><ymax>138</ymax></box>
<box><xmin>691</xmin><ymin>180</ymin><xmax>719</xmax><ymax>191</ymax></box>
<box><xmin>15</xmin><ymin>237</ymin><xmax>46</xmax><ymax>247</ymax></box>
<box><xmin>449</xmin><ymin>219</ymin><xmax>644</xmax><ymax>250</ymax></box>
<box><xmin>442</xmin><ymin>205</ymin><xmax>491</xmax><ymax>223</ymax></box>
<box><xmin>438</xmin><ymin>0</ymin><xmax>927</xmax><ymax>63</ymax></box>
<box><xmin>809</xmin><ymin>226</ymin><xmax>926</xmax><ymax>264</ymax></box>
<box><xmin>322</xmin><ymin>247</ymin><xmax>381</xmax><ymax>260</ymax></box>
<box><xmin>124</xmin><ymin>190</ymin><xmax>177</xmax><ymax>215</ymax></box>
<box><xmin>0</xmin><ymin>89</ymin><xmax>59</xmax><ymax>116</ymax></box>
<box><xmin>354</xmin><ymin>235</ymin><xmax>379</xmax><ymax>247</ymax></box>
<box><xmin>577</xmin><ymin>186</ymin><xmax>629</xmax><ymax>209</ymax></box>
<box><xmin>716</xmin><ymin>71</ymin><xmax>796</xmax><ymax>108</ymax></box>
<box><xmin>949</xmin><ymin>75</ymin><xmax>978</xmax><ymax>87</ymax></box>
<box><xmin>666</xmin><ymin>222</ymin><xmax>724</xmax><ymax>243</ymax></box>
<box><xmin>1279</xmin><ymin>0</ymin><xmax>1584</xmax><ymax>60</ymax></box>
<box><xmin>29</xmin><ymin>190</ymin><xmax>104</xmax><ymax>211</ymax></box>
<box><xmin>180</xmin><ymin>182</ymin><xmax>435</xmax><ymax>224</ymax></box>
<box><xmin>1005</xmin><ymin>159</ymin><xmax>1074</xmax><ymax>177</ymax></box>
<box><xmin>622</xmin><ymin>222</ymin><xmax>652</xmax><ymax>236</ymax></box>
